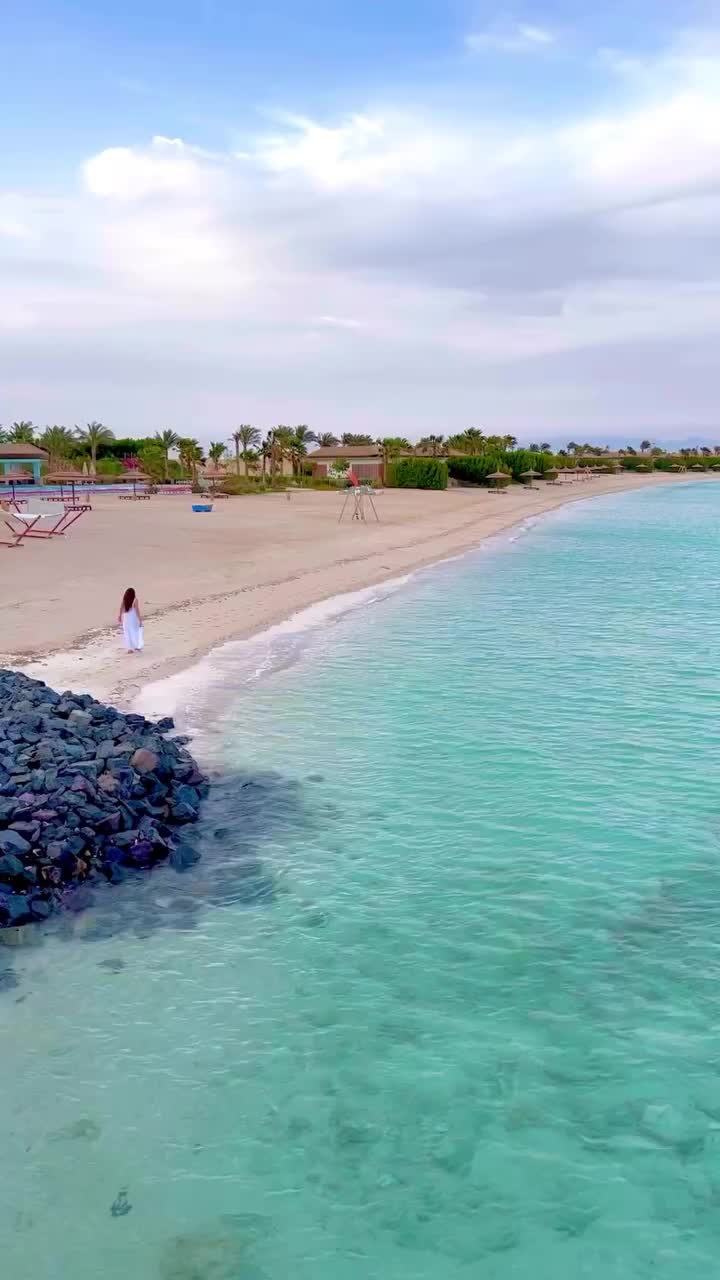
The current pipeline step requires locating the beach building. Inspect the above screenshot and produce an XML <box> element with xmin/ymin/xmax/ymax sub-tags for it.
<box><xmin>0</xmin><ymin>443</ymin><xmax>47</xmax><ymax>483</ymax></box>
<box><xmin>309</xmin><ymin>444</ymin><xmax>383</xmax><ymax>482</ymax></box>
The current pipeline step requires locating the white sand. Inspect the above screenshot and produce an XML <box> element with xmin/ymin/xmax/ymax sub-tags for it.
<box><xmin>0</xmin><ymin>474</ymin><xmax>707</xmax><ymax>707</ymax></box>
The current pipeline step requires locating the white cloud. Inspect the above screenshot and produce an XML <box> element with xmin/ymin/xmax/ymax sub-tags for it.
<box><xmin>465</xmin><ymin>21</ymin><xmax>556</xmax><ymax>53</ymax></box>
<box><xmin>3</xmin><ymin>31</ymin><xmax>720</xmax><ymax>436</ymax></box>
<box><xmin>254</xmin><ymin>112</ymin><xmax>455</xmax><ymax>190</ymax></box>
<box><xmin>313</xmin><ymin>315</ymin><xmax>366</xmax><ymax>330</ymax></box>
<box><xmin>83</xmin><ymin>136</ymin><xmax>209</xmax><ymax>201</ymax></box>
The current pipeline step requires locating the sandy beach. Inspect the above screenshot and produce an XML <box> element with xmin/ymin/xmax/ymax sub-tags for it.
<box><xmin>0</xmin><ymin>473</ymin><xmax>709</xmax><ymax>707</ymax></box>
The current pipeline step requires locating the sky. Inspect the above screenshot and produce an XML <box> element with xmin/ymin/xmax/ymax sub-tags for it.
<box><xmin>2</xmin><ymin>0</ymin><xmax>720</xmax><ymax>445</ymax></box>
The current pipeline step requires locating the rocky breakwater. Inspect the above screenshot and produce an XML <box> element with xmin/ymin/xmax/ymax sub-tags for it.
<box><xmin>0</xmin><ymin>669</ymin><xmax>207</xmax><ymax>934</ymax></box>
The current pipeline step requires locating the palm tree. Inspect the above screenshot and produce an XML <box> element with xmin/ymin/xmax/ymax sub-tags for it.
<box><xmin>341</xmin><ymin>433</ymin><xmax>374</xmax><ymax>446</ymax></box>
<box><xmin>259</xmin><ymin>437</ymin><xmax>273</xmax><ymax>483</ymax></box>
<box><xmin>177</xmin><ymin>437</ymin><xmax>205</xmax><ymax>483</ymax></box>
<box><xmin>266</xmin><ymin>426</ymin><xmax>295</xmax><ymax>483</ymax></box>
<box><xmin>39</xmin><ymin>425</ymin><xmax>75</xmax><ymax>468</ymax></box>
<box><xmin>540</xmin><ymin>442</ymin><xmax>552</xmax><ymax>453</ymax></box>
<box><xmin>463</xmin><ymin>428</ymin><xmax>485</xmax><ymax>454</ymax></box>
<box><xmin>289</xmin><ymin>426</ymin><xmax>318</xmax><ymax>479</ymax></box>
<box><xmin>231</xmin><ymin>425</ymin><xmax>261</xmax><ymax>476</ymax></box>
<box><xmin>8</xmin><ymin>421</ymin><xmax>35</xmax><ymax>444</ymax></box>
<box><xmin>317</xmin><ymin>432</ymin><xmax>339</xmax><ymax>448</ymax></box>
<box><xmin>418</xmin><ymin>435</ymin><xmax>445</xmax><ymax>456</ymax></box>
<box><xmin>640</xmin><ymin>439</ymin><xmax>652</xmax><ymax>453</ymax></box>
<box><xmin>153</xmin><ymin>429</ymin><xmax>180</xmax><ymax>480</ymax></box>
<box><xmin>503</xmin><ymin>435</ymin><xmax>518</xmax><ymax>450</ymax></box>
<box><xmin>208</xmin><ymin>441</ymin><xmax>228</xmax><ymax>466</ymax></box>
<box><xmin>74</xmin><ymin>421</ymin><xmax>114</xmax><ymax>475</ymax></box>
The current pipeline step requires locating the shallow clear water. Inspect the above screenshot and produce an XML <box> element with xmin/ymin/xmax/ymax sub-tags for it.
<box><xmin>3</xmin><ymin>483</ymin><xmax>720</xmax><ymax>1279</ymax></box>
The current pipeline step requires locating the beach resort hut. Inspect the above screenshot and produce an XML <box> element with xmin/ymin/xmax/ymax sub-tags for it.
<box><xmin>0</xmin><ymin>443</ymin><xmax>47</xmax><ymax>484</ymax></box>
<box><xmin>309</xmin><ymin>444</ymin><xmax>383</xmax><ymax>484</ymax></box>
<box><xmin>45</xmin><ymin>468</ymin><xmax>89</xmax><ymax>503</ymax></box>
<box><xmin>488</xmin><ymin>470</ymin><xmax>511</xmax><ymax>491</ymax></box>
<box><xmin>520</xmin><ymin>468</ymin><xmax>541</xmax><ymax>489</ymax></box>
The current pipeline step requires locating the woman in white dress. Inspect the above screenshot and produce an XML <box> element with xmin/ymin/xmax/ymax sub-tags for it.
<box><xmin>118</xmin><ymin>586</ymin><xmax>144</xmax><ymax>653</ymax></box>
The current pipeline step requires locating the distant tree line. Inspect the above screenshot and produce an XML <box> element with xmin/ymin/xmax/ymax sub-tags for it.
<box><xmin>4</xmin><ymin>420</ymin><xmax>720</xmax><ymax>487</ymax></box>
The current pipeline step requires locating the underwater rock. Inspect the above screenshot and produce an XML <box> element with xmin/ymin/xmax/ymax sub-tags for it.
<box><xmin>158</xmin><ymin>1216</ymin><xmax>270</xmax><ymax>1280</ymax></box>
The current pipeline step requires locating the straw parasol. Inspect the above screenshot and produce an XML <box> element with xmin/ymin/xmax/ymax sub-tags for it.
<box><xmin>488</xmin><ymin>470</ymin><xmax>511</xmax><ymax>489</ymax></box>
<box><xmin>1</xmin><ymin>468</ymin><xmax>33</xmax><ymax>503</ymax></box>
<box><xmin>520</xmin><ymin>468</ymin><xmax>541</xmax><ymax>489</ymax></box>
<box><xmin>635</xmin><ymin>464</ymin><xmax>651</xmax><ymax>473</ymax></box>
<box><xmin>201</xmin><ymin>465</ymin><xmax>229</xmax><ymax>494</ymax></box>
<box><xmin>45</xmin><ymin>468</ymin><xmax>88</xmax><ymax>502</ymax></box>
<box><xmin>690</xmin><ymin>463</ymin><xmax>705</xmax><ymax>472</ymax></box>
<box><xmin>121</xmin><ymin>469</ymin><xmax>149</xmax><ymax>496</ymax></box>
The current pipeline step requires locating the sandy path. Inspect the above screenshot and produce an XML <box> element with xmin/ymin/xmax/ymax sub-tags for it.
<box><xmin>0</xmin><ymin>474</ymin><xmax>708</xmax><ymax>706</ymax></box>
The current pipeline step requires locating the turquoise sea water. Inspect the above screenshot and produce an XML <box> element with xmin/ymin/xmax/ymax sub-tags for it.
<box><xmin>3</xmin><ymin>482</ymin><xmax>720</xmax><ymax>1278</ymax></box>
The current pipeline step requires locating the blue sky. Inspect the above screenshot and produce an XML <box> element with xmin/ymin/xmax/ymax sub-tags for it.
<box><xmin>3</xmin><ymin>2</ymin><xmax>720</xmax><ymax>441</ymax></box>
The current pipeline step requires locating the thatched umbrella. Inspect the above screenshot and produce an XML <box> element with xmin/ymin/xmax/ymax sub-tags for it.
<box><xmin>690</xmin><ymin>463</ymin><xmax>705</xmax><ymax>472</ymax></box>
<box><xmin>520</xmin><ymin>468</ymin><xmax>541</xmax><ymax>489</ymax></box>
<box><xmin>45</xmin><ymin>468</ymin><xmax>87</xmax><ymax>502</ymax></box>
<box><xmin>712</xmin><ymin>465</ymin><xmax>720</xmax><ymax>471</ymax></box>
<box><xmin>201</xmin><ymin>465</ymin><xmax>229</xmax><ymax>494</ymax></box>
<box><xmin>121</xmin><ymin>470</ymin><xmax>149</xmax><ymax>497</ymax></box>
<box><xmin>488</xmin><ymin>470</ymin><xmax>511</xmax><ymax>490</ymax></box>
<box><xmin>1</xmin><ymin>468</ymin><xmax>33</xmax><ymax>503</ymax></box>
<box><xmin>635</xmin><ymin>464</ymin><xmax>651</xmax><ymax>473</ymax></box>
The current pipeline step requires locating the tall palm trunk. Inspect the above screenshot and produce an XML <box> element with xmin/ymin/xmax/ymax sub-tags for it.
<box><xmin>235</xmin><ymin>441</ymin><xmax>241</xmax><ymax>476</ymax></box>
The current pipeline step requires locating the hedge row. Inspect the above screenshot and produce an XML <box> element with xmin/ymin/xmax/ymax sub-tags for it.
<box><xmin>448</xmin><ymin>450</ymin><xmax>552</xmax><ymax>485</ymax></box>
<box><xmin>387</xmin><ymin>458</ymin><xmax>448</xmax><ymax>489</ymax></box>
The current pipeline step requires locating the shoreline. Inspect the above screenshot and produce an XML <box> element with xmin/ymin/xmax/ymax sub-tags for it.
<box><xmin>2</xmin><ymin>473</ymin><xmax>711</xmax><ymax>715</ymax></box>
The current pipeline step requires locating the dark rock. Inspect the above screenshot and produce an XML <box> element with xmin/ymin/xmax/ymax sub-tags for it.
<box><xmin>0</xmin><ymin>669</ymin><xmax>206</xmax><ymax>928</ymax></box>
<box><xmin>64</xmin><ymin>885</ymin><xmax>95</xmax><ymax>913</ymax></box>
<box><xmin>28</xmin><ymin>896</ymin><xmax>52</xmax><ymax>920</ymax></box>
<box><xmin>68</xmin><ymin>710</ymin><xmax>92</xmax><ymax>731</ymax></box>
<box><xmin>0</xmin><ymin>854</ymin><xmax>25</xmax><ymax>881</ymax></box>
<box><xmin>0</xmin><ymin>831</ymin><xmax>31</xmax><ymax>856</ymax></box>
<box><xmin>169</xmin><ymin>843</ymin><xmax>201</xmax><ymax>871</ymax></box>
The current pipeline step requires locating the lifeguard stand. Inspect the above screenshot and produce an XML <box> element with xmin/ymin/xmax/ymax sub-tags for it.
<box><xmin>338</xmin><ymin>484</ymin><xmax>380</xmax><ymax>523</ymax></box>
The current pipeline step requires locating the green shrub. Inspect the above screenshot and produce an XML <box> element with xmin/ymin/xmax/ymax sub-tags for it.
<box><xmin>220</xmin><ymin>476</ymin><xmax>266</xmax><ymax>495</ymax></box>
<box><xmin>448</xmin><ymin>449</ymin><xmax>551</xmax><ymax>486</ymax></box>
<box><xmin>387</xmin><ymin>458</ymin><xmax>448</xmax><ymax>489</ymax></box>
<box><xmin>447</xmin><ymin>454</ymin><xmax>504</xmax><ymax>484</ymax></box>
